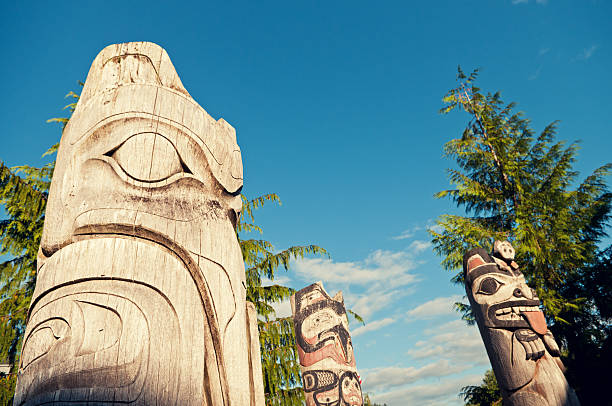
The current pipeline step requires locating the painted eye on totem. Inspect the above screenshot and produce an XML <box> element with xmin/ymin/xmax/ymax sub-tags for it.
<box><xmin>106</xmin><ymin>133</ymin><xmax>190</xmax><ymax>183</ymax></box>
<box><xmin>477</xmin><ymin>277</ymin><xmax>504</xmax><ymax>295</ymax></box>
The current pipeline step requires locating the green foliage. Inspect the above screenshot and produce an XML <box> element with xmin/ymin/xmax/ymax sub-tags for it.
<box><xmin>238</xmin><ymin>194</ymin><xmax>328</xmax><ymax>405</ymax></box>
<box><xmin>432</xmin><ymin>67</ymin><xmax>611</xmax><ymax>404</ymax></box>
<box><xmin>0</xmin><ymin>87</ymin><xmax>80</xmax><ymax>402</ymax></box>
<box><xmin>0</xmin><ymin>134</ymin><xmax>59</xmax><ymax>403</ymax></box>
<box><xmin>0</xmin><ymin>375</ymin><xmax>17</xmax><ymax>406</ymax></box>
<box><xmin>459</xmin><ymin>370</ymin><xmax>502</xmax><ymax>406</ymax></box>
<box><xmin>432</xmin><ymin>66</ymin><xmax>611</xmax><ymax>318</ymax></box>
<box><xmin>0</xmin><ymin>158</ymin><xmax>51</xmax><ymax>358</ymax></box>
<box><xmin>553</xmin><ymin>245</ymin><xmax>612</xmax><ymax>405</ymax></box>
<box><xmin>0</xmin><ymin>137</ymin><xmax>68</xmax><ymax>402</ymax></box>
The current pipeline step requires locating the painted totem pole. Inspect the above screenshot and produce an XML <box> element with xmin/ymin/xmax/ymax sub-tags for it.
<box><xmin>464</xmin><ymin>241</ymin><xmax>580</xmax><ymax>405</ymax></box>
<box><xmin>291</xmin><ymin>282</ymin><xmax>363</xmax><ymax>406</ymax></box>
<box><xmin>14</xmin><ymin>42</ymin><xmax>264</xmax><ymax>406</ymax></box>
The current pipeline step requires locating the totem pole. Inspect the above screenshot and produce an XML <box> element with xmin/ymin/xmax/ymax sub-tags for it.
<box><xmin>291</xmin><ymin>282</ymin><xmax>363</xmax><ymax>406</ymax></box>
<box><xmin>464</xmin><ymin>241</ymin><xmax>580</xmax><ymax>406</ymax></box>
<box><xmin>14</xmin><ymin>42</ymin><xmax>264</xmax><ymax>406</ymax></box>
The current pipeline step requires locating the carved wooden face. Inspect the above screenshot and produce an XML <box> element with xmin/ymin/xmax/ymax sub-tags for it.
<box><xmin>464</xmin><ymin>245</ymin><xmax>548</xmax><ymax>335</ymax></box>
<box><xmin>294</xmin><ymin>283</ymin><xmax>355</xmax><ymax>367</ymax></box>
<box><xmin>493</xmin><ymin>240</ymin><xmax>514</xmax><ymax>259</ymax></box>
<box><xmin>42</xmin><ymin>90</ymin><xmax>242</xmax><ymax>258</ymax></box>
<box><xmin>302</xmin><ymin>370</ymin><xmax>363</xmax><ymax>406</ymax></box>
<box><xmin>303</xmin><ymin>370</ymin><xmax>339</xmax><ymax>406</ymax></box>
<box><xmin>38</xmin><ymin>43</ymin><xmax>246</xmax><ymax>348</ymax></box>
<box><xmin>339</xmin><ymin>372</ymin><xmax>363</xmax><ymax>406</ymax></box>
<box><xmin>15</xmin><ymin>43</ymin><xmax>249</xmax><ymax>405</ymax></box>
<box><xmin>314</xmin><ymin>388</ymin><xmax>340</xmax><ymax>406</ymax></box>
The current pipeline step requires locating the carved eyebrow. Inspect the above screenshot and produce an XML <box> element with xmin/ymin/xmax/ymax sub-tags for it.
<box><xmin>102</xmin><ymin>54</ymin><xmax>163</xmax><ymax>85</ymax></box>
<box><xmin>466</xmin><ymin>264</ymin><xmax>513</xmax><ymax>286</ymax></box>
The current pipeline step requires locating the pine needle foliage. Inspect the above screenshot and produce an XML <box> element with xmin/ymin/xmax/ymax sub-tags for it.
<box><xmin>431</xmin><ymin>67</ymin><xmax>611</xmax><ymax>323</ymax></box>
<box><xmin>431</xmin><ymin>68</ymin><xmax>612</xmax><ymax>403</ymax></box>
<box><xmin>238</xmin><ymin>194</ymin><xmax>328</xmax><ymax>405</ymax></box>
<box><xmin>459</xmin><ymin>370</ymin><xmax>502</xmax><ymax>406</ymax></box>
<box><xmin>0</xmin><ymin>88</ymin><xmax>78</xmax><ymax>401</ymax></box>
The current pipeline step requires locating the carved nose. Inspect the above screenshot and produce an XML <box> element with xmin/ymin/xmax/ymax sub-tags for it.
<box><xmin>513</xmin><ymin>288</ymin><xmax>524</xmax><ymax>298</ymax></box>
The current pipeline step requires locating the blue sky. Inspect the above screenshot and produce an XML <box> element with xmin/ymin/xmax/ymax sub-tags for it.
<box><xmin>1</xmin><ymin>1</ymin><xmax>610</xmax><ymax>404</ymax></box>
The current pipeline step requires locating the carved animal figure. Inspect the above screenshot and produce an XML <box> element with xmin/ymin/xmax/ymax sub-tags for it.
<box><xmin>464</xmin><ymin>241</ymin><xmax>580</xmax><ymax>406</ymax></box>
<box><xmin>291</xmin><ymin>282</ymin><xmax>363</xmax><ymax>406</ymax></box>
<box><xmin>14</xmin><ymin>42</ymin><xmax>264</xmax><ymax>406</ymax></box>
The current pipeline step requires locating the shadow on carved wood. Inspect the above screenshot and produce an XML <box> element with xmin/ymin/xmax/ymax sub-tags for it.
<box><xmin>291</xmin><ymin>282</ymin><xmax>363</xmax><ymax>406</ymax></box>
<box><xmin>14</xmin><ymin>42</ymin><xmax>264</xmax><ymax>406</ymax></box>
<box><xmin>464</xmin><ymin>241</ymin><xmax>580</xmax><ymax>406</ymax></box>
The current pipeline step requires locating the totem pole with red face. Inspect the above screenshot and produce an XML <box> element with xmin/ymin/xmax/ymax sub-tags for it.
<box><xmin>292</xmin><ymin>282</ymin><xmax>363</xmax><ymax>406</ymax></box>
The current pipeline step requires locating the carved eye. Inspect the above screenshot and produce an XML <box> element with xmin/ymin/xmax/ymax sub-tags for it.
<box><xmin>21</xmin><ymin>318</ymin><xmax>69</xmax><ymax>370</ymax></box>
<box><xmin>477</xmin><ymin>277</ymin><xmax>503</xmax><ymax>295</ymax></box>
<box><xmin>107</xmin><ymin>133</ymin><xmax>188</xmax><ymax>182</ymax></box>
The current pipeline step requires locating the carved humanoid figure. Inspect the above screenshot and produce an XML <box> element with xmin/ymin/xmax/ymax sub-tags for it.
<box><xmin>291</xmin><ymin>282</ymin><xmax>363</xmax><ymax>406</ymax></box>
<box><xmin>464</xmin><ymin>241</ymin><xmax>580</xmax><ymax>406</ymax></box>
<box><xmin>14</xmin><ymin>42</ymin><xmax>264</xmax><ymax>405</ymax></box>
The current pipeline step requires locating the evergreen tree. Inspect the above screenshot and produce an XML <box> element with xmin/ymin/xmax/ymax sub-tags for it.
<box><xmin>431</xmin><ymin>68</ymin><xmax>611</xmax><ymax>403</ymax></box>
<box><xmin>553</xmin><ymin>245</ymin><xmax>612</xmax><ymax>404</ymax></box>
<box><xmin>238</xmin><ymin>193</ymin><xmax>328</xmax><ymax>405</ymax></box>
<box><xmin>0</xmin><ymin>91</ymin><xmax>76</xmax><ymax>402</ymax></box>
<box><xmin>459</xmin><ymin>370</ymin><xmax>502</xmax><ymax>406</ymax></box>
<box><xmin>239</xmin><ymin>196</ymin><xmax>363</xmax><ymax>405</ymax></box>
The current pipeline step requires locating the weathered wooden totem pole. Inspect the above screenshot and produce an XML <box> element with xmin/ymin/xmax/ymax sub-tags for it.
<box><xmin>464</xmin><ymin>241</ymin><xmax>580</xmax><ymax>406</ymax></box>
<box><xmin>291</xmin><ymin>282</ymin><xmax>363</xmax><ymax>406</ymax></box>
<box><xmin>14</xmin><ymin>42</ymin><xmax>264</xmax><ymax>405</ymax></box>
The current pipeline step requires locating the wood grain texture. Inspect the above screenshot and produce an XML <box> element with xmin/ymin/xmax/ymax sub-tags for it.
<box><xmin>463</xmin><ymin>241</ymin><xmax>580</xmax><ymax>406</ymax></box>
<box><xmin>14</xmin><ymin>42</ymin><xmax>263</xmax><ymax>405</ymax></box>
<box><xmin>291</xmin><ymin>282</ymin><xmax>363</xmax><ymax>406</ymax></box>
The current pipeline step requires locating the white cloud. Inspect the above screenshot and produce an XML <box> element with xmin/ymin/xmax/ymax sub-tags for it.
<box><xmin>359</xmin><ymin>319</ymin><xmax>489</xmax><ymax>404</ymax></box>
<box><xmin>293</xmin><ymin>248</ymin><xmax>422</xmax><ymax>319</ymax></box>
<box><xmin>407</xmin><ymin>320</ymin><xmax>489</xmax><ymax>366</ymax></box>
<box><xmin>392</xmin><ymin>226</ymin><xmax>421</xmax><ymax>240</ymax></box>
<box><xmin>575</xmin><ymin>45</ymin><xmax>598</xmax><ymax>61</ymax></box>
<box><xmin>409</xmin><ymin>240</ymin><xmax>431</xmax><ymax>254</ymax></box>
<box><xmin>406</xmin><ymin>295</ymin><xmax>462</xmax><ymax>320</ymax></box>
<box><xmin>427</xmin><ymin>223</ymin><xmax>444</xmax><ymax>234</ymax></box>
<box><xmin>352</xmin><ymin>317</ymin><xmax>395</xmax><ymax>337</ymax></box>
<box><xmin>261</xmin><ymin>275</ymin><xmax>291</xmax><ymax>286</ymax></box>
<box><xmin>539</xmin><ymin>47</ymin><xmax>550</xmax><ymax>56</ymax></box>
<box><xmin>358</xmin><ymin>320</ymin><xmax>489</xmax><ymax>403</ymax></box>
<box><xmin>512</xmin><ymin>0</ymin><xmax>548</xmax><ymax>4</ymax></box>
<box><xmin>369</xmin><ymin>374</ymin><xmax>484</xmax><ymax>406</ymax></box>
<box><xmin>293</xmin><ymin>250</ymin><xmax>418</xmax><ymax>286</ymax></box>
<box><xmin>347</xmin><ymin>289</ymin><xmax>403</xmax><ymax>320</ymax></box>
<box><xmin>529</xmin><ymin>65</ymin><xmax>543</xmax><ymax>81</ymax></box>
<box><xmin>363</xmin><ymin>360</ymin><xmax>469</xmax><ymax>392</ymax></box>
<box><xmin>270</xmin><ymin>298</ymin><xmax>292</xmax><ymax>318</ymax></box>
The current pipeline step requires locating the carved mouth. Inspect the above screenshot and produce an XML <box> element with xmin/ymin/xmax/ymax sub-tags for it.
<box><xmin>318</xmin><ymin>329</ymin><xmax>350</xmax><ymax>362</ymax></box>
<box><xmin>319</xmin><ymin>331</ymin><xmax>338</xmax><ymax>342</ymax></box>
<box><xmin>487</xmin><ymin>299</ymin><xmax>541</xmax><ymax>329</ymax></box>
<box><xmin>494</xmin><ymin>305</ymin><xmax>541</xmax><ymax>320</ymax></box>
